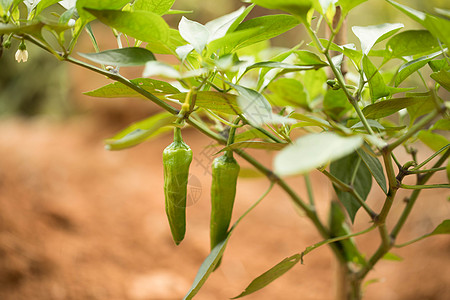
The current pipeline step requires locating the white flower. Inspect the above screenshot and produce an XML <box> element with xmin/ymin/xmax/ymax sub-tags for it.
<box><xmin>15</xmin><ymin>49</ymin><xmax>29</xmax><ymax>63</ymax></box>
<box><xmin>68</xmin><ymin>18</ymin><xmax>76</xmax><ymax>27</ymax></box>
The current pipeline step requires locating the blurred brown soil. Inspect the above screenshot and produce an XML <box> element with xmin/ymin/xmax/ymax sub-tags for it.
<box><xmin>0</xmin><ymin>113</ymin><xmax>449</xmax><ymax>300</ymax></box>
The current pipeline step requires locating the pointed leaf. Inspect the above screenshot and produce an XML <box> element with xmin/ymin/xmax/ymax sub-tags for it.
<box><xmin>222</xmin><ymin>141</ymin><xmax>288</xmax><ymax>152</ymax></box>
<box><xmin>386</xmin><ymin>0</ymin><xmax>450</xmax><ymax>47</ymax></box>
<box><xmin>168</xmin><ymin>91</ymin><xmax>241</xmax><ymax>115</ymax></box>
<box><xmin>357</xmin><ymin>147</ymin><xmax>387</xmax><ymax>194</ymax></box>
<box><xmin>78</xmin><ymin>47</ymin><xmax>155</xmax><ymax>66</ymax></box>
<box><xmin>352</xmin><ymin>23</ymin><xmax>403</xmax><ymax>55</ymax></box>
<box><xmin>323</xmin><ymin>88</ymin><xmax>353</xmax><ymax>120</ymax></box>
<box><xmin>246</xmin><ymin>61</ymin><xmax>316</xmax><ymax>72</ymax></box>
<box><xmin>330</xmin><ymin>151</ymin><xmax>372</xmax><ymax>222</ymax></box>
<box><xmin>133</xmin><ymin>0</ymin><xmax>175</xmax><ymax>15</ymax></box>
<box><xmin>35</xmin><ymin>0</ymin><xmax>61</xmax><ymax>17</ymax></box>
<box><xmin>336</xmin><ymin>0</ymin><xmax>367</xmax><ymax>15</ymax></box>
<box><xmin>251</xmin><ymin>0</ymin><xmax>313</xmax><ymax>21</ymax></box>
<box><xmin>76</xmin><ymin>0</ymin><xmax>131</xmax><ymax>21</ymax></box>
<box><xmin>395</xmin><ymin>50</ymin><xmax>444</xmax><ymax>86</ymax></box>
<box><xmin>362</xmin><ymin>55</ymin><xmax>389</xmax><ymax>100</ymax></box>
<box><xmin>84</xmin><ymin>78</ymin><xmax>180</xmax><ymax>98</ymax></box>
<box><xmin>232</xmin><ymin>84</ymin><xmax>295</xmax><ymax>126</ymax></box>
<box><xmin>84</xmin><ymin>9</ymin><xmax>169</xmax><ymax>44</ymax></box>
<box><xmin>205</xmin><ymin>6</ymin><xmax>247</xmax><ymax>41</ymax></box>
<box><xmin>232</xmin><ymin>254</ymin><xmax>301</xmax><ymax>299</ymax></box>
<box><xmin>430</xmin><ymin>69</ymin><xmax>450</xmax><ymax>91</ymax></box>
<box><xmin>105</xmin><ymin>112</ymin><xmax>177</xmax><ymax>150</ymax></box>
<box><xmin>183</xmin><ymin>238</ymin><xmax>231</xmax><ymax>300</ymax></box>
<box><xmin>268</xmin><ymin>78</ymin><xmax>308</xmax><ymax>108</ymax></box>
<box><xmin>418</xmin><ymin>131</ymin><xmax>450</xmax><ymax>152</ymax></box>
<box><xmin>178</xmin><ymin>16</ymin><xmax>209</xmax><ymax>53</ymax></box>
<box><xmin>386</xmin><ymin>30</ymin><xmax>439</xmax><ymax>58</ymax></box>
<box><xmin>430</xmin><ymin>220</ymin><xmax>450</xmax><ymax>235</ymax></box>
<box><xmin>362</xmin><ymin>97</ymin><xmax>425</xmax><ymax>119</ymax></box>
<box><xmin>274</xmin><ymin>133</ymin><xmax>364</xmax><ymax>176</ymax></box>
<box><xmin>294</xmin><ymin>50</ymin><xmax>328</xmax><ymax>66</ymax></box>
<box><xmin>207</xmin><ymin>14</ymin><xmax>299</xmax><ymax>54</ymax></box>
<box><xmin>328</xmin><ymin>202</ymin><xmax>366</xmax><ymax>265</ymax></box>
<box><xmin>382</xmin><ymin>252</ymin><xmax>403</xmax><ymax>261</ymax></box>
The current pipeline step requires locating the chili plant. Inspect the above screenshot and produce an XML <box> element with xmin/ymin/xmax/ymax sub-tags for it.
<box><xmin>1</xmin><ymin>0</ymin><xmax>449</xmax><ymax>299</ymax></box>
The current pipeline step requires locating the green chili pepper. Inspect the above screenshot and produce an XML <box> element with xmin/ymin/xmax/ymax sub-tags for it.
<box><xmin>163</xmin><ymin>127</ymin><xmax>192</xmax><ymax>245</ymax></box>
<box><xmin>210</xmin><ymin>151</ymin><xmax>240</xmax><ymax>252</ymax></box>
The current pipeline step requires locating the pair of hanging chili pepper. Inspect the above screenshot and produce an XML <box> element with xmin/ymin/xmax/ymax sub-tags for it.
<box><xmin>162</xmin><ymin>97</ymin><xmax>240</xmax><ymax>252</ymax></box>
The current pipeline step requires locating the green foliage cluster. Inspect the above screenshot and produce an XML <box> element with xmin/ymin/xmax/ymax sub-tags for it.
<box><xmin>1</xmin><ymin>1</ymin><xmax>449</xmax><ymax>299</ymax></box>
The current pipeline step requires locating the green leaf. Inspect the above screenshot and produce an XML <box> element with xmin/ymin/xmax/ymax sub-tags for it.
<box><xmin>84</xmin><ymin>78</ymin><xmax>180</xmax><ymax>98</ymax></box>
<box><xmin>323</xmin><ymin>88</ymin><xmax>353</xmax><ymax>120</ymax></box>
<box><xmin>233</xmin><ymin>14</ymin><xmax>299</xmax><ymax>48</ymax></box>
<box><xmin>34</xmin><ymin>0</ymin><xmax>60</xmax><ymax>17</ymax></box>
<box><xmin>294</xmin><ymin>50</ymin><xmax>328</xmax><ymax>66</ymax></box>
<box><xmin>205</xmin><ymin>6</ymin><xmax>248</xmax><ymax>41</ymax></box>
<box><xmin>234</xmin><ymin>128</ymin><xmax>269</xmax><ymax>142</ymax></box>
<box><xmin>133</xmin><ymin>0</ymin><xmax>175</xmax><ymax>15</ymax></box>
<box><xmin>78</xmin><ymin>47</ymin><xmax>155</xmax><ymax>66</ymax></box>
<box><xmin>267</xmin><ymin>78</ymin><xmax>308</xmax><ymax>109</ymax></box>
<box><xmin>232</xmin><ymin>84</ymin><xmax>295</xmax><ymax>126</ymax></box>
<box><xmin>183</xmin><ymin>238</ymin><xmax>231</xmax><ymax>300</ymax></box>
<box><xmin>178</xmin><ymin>16</ymin><xmax>209</xmax><ymax>53</ymax></box>
<box><xmin>418</xmin><ymin>131</ymin><xmax>450</xmax><ymax>152</ymax></box>
<box><xmin>246</xmin><ymin>61</ymin><xmax>316</xmax><ymax>72</ymax></box>
<box><xmin>386</xmin><ymin>30</ymin><xmax>439</xmax><ymax>58</ymax></box>
<box><xmin>430</xmin><ymin>68</ymin><xmax>450</xmax><ymax>91</ymax></box>
<box><xmin>423</xmin><ymin>14</ymin><xmax>450</xmax><ymax>47</ymax></box>
<box><xmin>232</xmin><ymin>254</ymin><xmax>301</xmax><ymax>299</ymax></box>
<box><xmin>209</xmin><ymin>14</ymin><xmax>299</xmax><ymax>54</ymax></box>
<box><xmin>168</xmin><ymin>91</ymin><xmax>240</xmax><ymax>115</ymax></box>
<box><xmin>222</xmin><ymin>141</ymin><xmax>288</xmax><ymax>152</ymax></box>
<box><xmin>385</xmin><ymin>0</ymin><xmax>425</xmax><ymax>24</ymax></box>
<box><xmin>382</xmin><ymin>252</ymin><xmax>403</xmax><ymax>261</ymax></box>
<box><xmin>336</xmin><ymin>0</ymin><xmax>367</xmax><ymax>15</ymax></box>
<box><xmin>330</xmin><ymin>151</ymin><xmax>372</xmax><ymax>222</ymax></box>
<box><xmin>84</xmin><ymin>9</ymin><xmax>169</xmax><ymax>44</ymax></box>
<box><xmin>386</xmin><ymin>0</ymin><xmax>450</xmax><ymax>47</ymax></box>
<box><xmin>105</xmin><ymin>112</ymin><xmax>177</xmax><ymax>150</ymax></box>
<box><xmin>428</xmin><ymin>58</ymin><xmax>448</xmax><ymax>72</ymax></box>
<box><xmin>430</xmin><ymin>219</ymin><xmax>450</xmax><ymax>235</ymax></box>
<box><xmin>0</xmin><ymin>0</ymin><xmax>13</xmax><ymax>11</ymax></box>
<box><xmin>352</xmin><ymin>23</ymin><xmax>404</xmax><ymax>55</ymax></box>
<box><xmin>0</xmin><ymin>22</ymin><xmax>44</xmax><ymax>35</ymax></box>
<box><xmin>328</xmin><ymin>202</ymin><xmax>366</xmax><ymax>265</ymax></box>
<box><xmin>357</xmin><ymin>147</ymin><xmax>387</xmax><ymax>194</ymax></box>
<box><xmin>274</xmin><ymin>133</ymin><xmax>364</xmax><ymax>176</ymax></box>
<box><xmin>252</xmin><ymin>0</ymin><xmax>313</xmax><ymax>21</ymax></box>
<box><xmin>395</xmin><ymin>50</ymin><xmax>444</xmax><ymax>86</ymax></box>
<box><xmin>406</xmin><ymin>92</ymin><xmax>435</xmax><ymax>124</ymax></box>
<box><xmin>362</xmin><ymin>97</ymin><xmax>425</xmax><ymax>119</ymax></box>
<box><xmin>289</xmin><ymin>113</ymin><xmax>331</xmax><ymax>128</ymax></box>
<box><xmin>362</xmin><ymin>55</ymin><xmax>389</xmax><ymax>101</ymax></box>
<box><xmin>431</xmin><ymin>119</ymin><xmax>450</xmax><ymax>131</ymax></box>
<box><xmin>146</xmin><ymin>28</ymin><xmax>185</xmax><ymax>54</ymax></box>
<box><xmin>76</xmin><ymin>0</ymin><xmax>131</xmax><ymax>21</ymax></box>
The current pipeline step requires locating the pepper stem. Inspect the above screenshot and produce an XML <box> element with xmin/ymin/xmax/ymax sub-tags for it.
<box><xmin>173</xmin><ymin>126</ymin><xmax>183</xmax><ymax>143</ymax></box>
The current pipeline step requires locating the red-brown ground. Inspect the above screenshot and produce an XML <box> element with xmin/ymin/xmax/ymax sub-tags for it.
<box><xmin>0</xmin><ymin>111</ymin><xmax>449</xmax><ymax>300</ymax></box>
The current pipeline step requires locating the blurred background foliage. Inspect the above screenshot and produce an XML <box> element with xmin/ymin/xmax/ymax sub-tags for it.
<box><xmin>0</xmin><ymin>0</ymin><xmax>448</xmax><ymax>118</ymax></box>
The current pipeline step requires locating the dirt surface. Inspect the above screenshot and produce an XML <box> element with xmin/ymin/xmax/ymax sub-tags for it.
<box><xmin>0</xmin><ymin>114</ymin><xmax>449</xmax><ymax>300</ymax></box>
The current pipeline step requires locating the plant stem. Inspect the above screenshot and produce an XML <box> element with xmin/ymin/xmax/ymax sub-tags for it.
<box><xmin>387</xmin><ymin>109</ymin><xmax>441</xmax><ymax>151</ymax></box>
<box><xmin>411</xmin><ymin>144</ymin><xmax>449</xmax><ymax>170</ymax></box>
<box><xmin>391</xmin><ymin>148</ymin><xmax>450</xmax><ymax>239</ymax></box>
<box><xmin>304</xmin><ymin>175</ymin><xmax>315</xmax><ymax>206</ymax></box>
<box><xmin>400</xmin><ymin>183</ymin><xmax>450</xmax><ymax>189</ymax></box>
